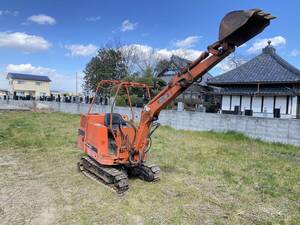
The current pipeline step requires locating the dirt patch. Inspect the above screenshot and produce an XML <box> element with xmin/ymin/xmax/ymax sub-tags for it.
<box><xmin>0</xmin><ymin>154</ymin><xmax>18</xmax><ymax>166</ymax></box>
<box><xmin>31</xmin><ymin>205</ymin><xmax>57</xmax><ymax>225</ymax></box>
<box><xmin>0</xmin><ymin>152</ymin><xmax>59</xmax><ymax>225</ymax></box>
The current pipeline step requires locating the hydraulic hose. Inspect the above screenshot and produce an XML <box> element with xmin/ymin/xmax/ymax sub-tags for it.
<box><xmin>145</xmin><ymin>122</ymin><xmax>160</xmax><ymax>153</ymax></box>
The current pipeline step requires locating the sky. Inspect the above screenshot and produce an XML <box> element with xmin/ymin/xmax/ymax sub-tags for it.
<box><xmin>0</xmin><ymin>0</ymin><xmax>300</xmax><ymax>92</ymax></box>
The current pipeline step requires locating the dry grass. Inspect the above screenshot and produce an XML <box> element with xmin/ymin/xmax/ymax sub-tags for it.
<box><xmin>0</xmin><ymin>112</ymin><xmax>299</xmax><ymax>225</ymax></box>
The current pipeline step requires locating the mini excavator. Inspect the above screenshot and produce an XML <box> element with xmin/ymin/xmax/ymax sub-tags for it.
<box><xmin>77</xmin><ymin>9</ymin><xmax>275</xmax><ymax>193</ymax></box>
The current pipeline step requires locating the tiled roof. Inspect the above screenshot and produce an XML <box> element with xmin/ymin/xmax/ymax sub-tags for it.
<box><xmin>157</xmin><ymin>55</ymin><xmax>213</xmax><ymax>86</ymax></box>
<box><xmin>157</xmin><ymin>55</ymin><xmax>191</xmax><ymax>78</ymax></box>
<box><xmin>169</xmin><ymin>55</ymin><xmax>191</xmax><ymax>68</ymax></box>
<box><xmin>208</xmin><ymin>44</ymin><xmax>300</xmax><ymax>85</ymax></box>
<box><xmin>217</xmin><ymin>87</ymin><xmax>299</xmax><ymax>96</ymax></box>
<box><xmin>7</xmin><ymin>73</ymin><xmax>51</xmax><ymax>82</ymax></box>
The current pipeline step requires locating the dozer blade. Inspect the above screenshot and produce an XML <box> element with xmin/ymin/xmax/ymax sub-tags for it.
<box><xmin>219</xmin><ymin>9</ymin><xmax>276</xmax><ymax>47</ymax></box>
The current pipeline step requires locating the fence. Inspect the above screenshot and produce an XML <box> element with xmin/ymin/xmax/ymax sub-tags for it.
<box><xmin>1</xmin><ymin>100</ymin><xmax>300</xmax><ymax>147</ymax></box>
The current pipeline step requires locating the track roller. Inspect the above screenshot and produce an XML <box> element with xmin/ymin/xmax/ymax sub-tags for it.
<box><xmin>131</xmin><ymin>163</ymin><xmax>160</xmax><ymax>182</ymax></box>
<box><xmin>78</xmin><ymin>156</ymin><xmax>129</xmax><ymax>194</ymax></box>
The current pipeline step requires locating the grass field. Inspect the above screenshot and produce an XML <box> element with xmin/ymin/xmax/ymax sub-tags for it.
<box><xmin>0</xmin><ymin>112</ymin><xmax>299</xmax><ymax>225</ymax></box>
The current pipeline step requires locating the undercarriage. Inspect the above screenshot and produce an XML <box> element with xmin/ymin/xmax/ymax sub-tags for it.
<box><xmin>78</xmin><ymin>156</ymin><xmax>160</xmax><ymax>194</ymax></box>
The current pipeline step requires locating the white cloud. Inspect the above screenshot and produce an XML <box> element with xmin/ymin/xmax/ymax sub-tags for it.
<box><xmin>122</xmin><ymin>44</ymin><xmax>152</xmax><ymax>55</ymax></box>
<box><xmin>247</xmin><ymin>36</ymin><xmax>286</xmax><ymax>54</ymax></box>
<box><xmin>121</xmin><ymin>20</ymin><xmax>138</xmax><ymax>32</ymax></box>
<box><xmin>0</xmin><ymin>10</ymin><xmax>19</xmax><ymax>16</ymax></box>
<box><xmin>120</xmin><ymin>44</ymin><xmax>202</xmax><ymax>62</ymax></box>
<box><xmin>85</xmin><ymin>16</ymin><xmax>101</xmax><ymax>22</ymax></box>
<box><xmin>157</xmin><ymin>48</ymin><xmax>202</xmax><ymax>61</ymax></box>
<box><xmin>3</xmin><ymin>64</ymin><xmax>82</xmax><ymax>92</ymax></box>
<box><xmin>64</xmin><ymin>44</ymin><xmax>98</xmax><ymax>57</ymax></box>
<box><xmin>172</xmin><ymin>36</ymin><xmax>201</xmax><ymax>49</ymax></box>
<box><xmin>0</xmin><ymin>32</ymin><xmax>51</xmax><ymax>52</ymax></box>
<box><xmin>290</xmin><ymin>49</ymin><xmax>300</xmax><ymax>57</ymax></box>
<box><xmin>6</xmin><ymin>64</ymin><xmax>56</xmax><ymax>75</ymax></box>
<box><xmin>27</xmin><ymin>14</ymin><xmax>56</xmax><ymax>25</ymax></box>
<box><xmin>120</xmin><ymin>44</ymin><xmax>202</xmax><ymax>74</ymax></box>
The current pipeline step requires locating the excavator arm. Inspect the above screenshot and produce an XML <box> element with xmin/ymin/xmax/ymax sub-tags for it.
<box><xmin>77</xmin><ymin>8</ymin><xmax>276</xmax><ymax>192</ymax></box>
<box><xmin>132</xmin><ymin>9</ymin><xmax>275</xmax><ymax>162</ymax></box>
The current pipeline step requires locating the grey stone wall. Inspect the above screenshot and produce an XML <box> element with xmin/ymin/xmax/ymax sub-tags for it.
<box><xmin>1</xmin><ymin>100</ymin><xmax>299</xmax><ymax>147</ymax></box>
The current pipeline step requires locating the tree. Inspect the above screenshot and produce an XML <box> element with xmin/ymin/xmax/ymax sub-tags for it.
<box><xmin>218</xmin><ymin>53</ymin><xmax>248</xmax><ymax>73</ymax></box>
<box><xmin>142</xmin><ymin>66</ymin><xmax>154</xmax><ymax>77</ymax></box>
<box><xmin>119</xmin><ymin>44</ymin><xmax>139</xmax><ymax>74</ymax></box>
<box><xmin>120</xmin><ymin>44</ymin><xmax>162</xmax><ymax>75</ymax></box>
<box><xmin>83</xmin><ymin>39</ymin><xmax>169</xmax><ymax>94</ymax></box>
<box><xmin>83</xmin><ymin>48</ymin><xmax>128</xmax><ymax>92</ymax></box>
<box><xmin>115</xmin><ymin>75</ymin><xmax>167</xmax><ymax>106</ymax></box>
<box><xmin>154</xmin><ymin>59</ymin><xmax>170</xmax><ymax>76</ymax></box>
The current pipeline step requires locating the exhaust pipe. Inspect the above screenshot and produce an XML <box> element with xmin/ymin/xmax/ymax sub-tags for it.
<box><xmin>219</xmin><ymin>9</ymin><xmax>276</xmax><ymax>47</ymax></box>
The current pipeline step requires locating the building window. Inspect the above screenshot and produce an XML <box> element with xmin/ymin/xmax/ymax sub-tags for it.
<box><xmin>17</xmin><ymin>80</ymin><xmax>25</xmax><ymax>84</ymax></box>
<box><xmin>36</xmin><ymin>81</ymin><xmax>41</xmax><ymax>85</ymax></box>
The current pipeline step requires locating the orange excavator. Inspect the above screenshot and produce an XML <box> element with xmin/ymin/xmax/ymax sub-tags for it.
<box><xmin>77</xmin><ymin>9</ymin><xmax>275</xmax><ymax>193</ymax></box>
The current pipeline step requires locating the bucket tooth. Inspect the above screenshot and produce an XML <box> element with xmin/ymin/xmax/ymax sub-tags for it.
<box><xmin>264</xmin><ymin>15</ymin><xmax>276</xmax><ymax>20</ymax></box>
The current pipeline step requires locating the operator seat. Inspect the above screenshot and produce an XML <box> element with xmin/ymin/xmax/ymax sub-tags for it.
<box><xmin>104</xmin><ymin>113</ymin><xmax>126</xmax><ymax>131</ymax></box>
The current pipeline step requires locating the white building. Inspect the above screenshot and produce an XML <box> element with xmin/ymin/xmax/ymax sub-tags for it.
<box><xmin>7</xmin><ymin>73</ymin><xmax>51</xmax><ymax>99</ymax></box>
<box><xmin>208</xmin><ymin>42</ymin><xmax>300</xmax><ymax>119</ymax></box>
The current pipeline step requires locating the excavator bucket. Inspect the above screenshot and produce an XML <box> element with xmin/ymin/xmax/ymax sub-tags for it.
<box><xmin>219</xmin><ymin>9</ymin><xmax>276</xmax><ymax>47</ymax></box>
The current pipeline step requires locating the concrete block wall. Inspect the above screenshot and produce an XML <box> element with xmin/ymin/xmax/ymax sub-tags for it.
<box><xmin>1</xmin><ymin>100</ymin><xmax>299</xmax><ymax>147</ymax></box>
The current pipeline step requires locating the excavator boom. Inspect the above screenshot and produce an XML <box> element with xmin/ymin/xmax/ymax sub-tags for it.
<box><xmin>133</xmin><ymin>9</ymin><xmax>276</xmax><ymax>160</ymax></box>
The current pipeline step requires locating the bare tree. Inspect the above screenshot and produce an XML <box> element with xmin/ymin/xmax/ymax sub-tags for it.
<box><xmin>218</xmin><ymin>52</ymin><xmax>248</xmax><ymax>73</ymax></box>
<box><xmin>99</xmin><ymin>38</ymin><xmax>166</xmax><ymax>76</ymax></box>
<box><xmin>97</xmin><ymin>38</ymin><xmax>141</xmax><ymax>76</ymax></box>
<box><xmin>120</xmin><ymin>44</ymin><xmax>163</xmax><ymax>75</ymax></box>
<box><xmin>135</xmin><ymin>46</ymin><xmax>161</xmax><ymax>72</ymax></box>
<box><xmin>119</xmin><ymin>45</ymin><xmax>140</xmax><ymax>74</ymax></box>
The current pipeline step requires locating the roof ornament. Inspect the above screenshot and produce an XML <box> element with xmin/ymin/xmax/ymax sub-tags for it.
<box><xmin>263</xmin><ymin>40</ymin><xmax>276</xmax><ymax>54</ymax></box>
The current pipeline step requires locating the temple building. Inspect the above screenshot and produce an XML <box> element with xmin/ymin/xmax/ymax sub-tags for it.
<box><xmin>208</xmin><ymin>42</ymin><xmax>300</xmax><ymax>119</ymax></box>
